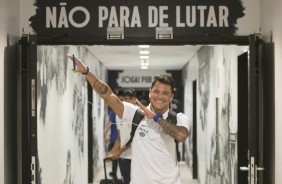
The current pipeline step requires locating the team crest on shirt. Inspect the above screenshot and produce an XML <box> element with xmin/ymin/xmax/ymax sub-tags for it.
<box><xmin>139</xmin><ymin>132</ymin><xmax>145</xmax><ymax>137</ymax></box>
<box><xmin>138</xmin><ymin>126</ymin><xmax>148</xmax><ymax>137</ymax></box>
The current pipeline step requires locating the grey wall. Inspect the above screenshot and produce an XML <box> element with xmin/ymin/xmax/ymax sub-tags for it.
<box><xmin>183</xmin><ymin>45</ymin><xmax>248</xmax><ymax>184</ymax></box>
<box><xmin>260</xmin><ymin>0</ymin><xmax>282</xmax><ymax>183</ymax></box>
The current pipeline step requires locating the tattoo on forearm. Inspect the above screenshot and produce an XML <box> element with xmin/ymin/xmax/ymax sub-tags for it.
<box><xmin>116</xmin><ymin>98</ymin><xmax>122</xmax><ymax>105</ymax></box>
<box><xmin>158</xmin><ymin>119</ymin><xmax>188</xmax><ymax>141</ymax></box>
<box><xmin>92</xmin><ymin>79</ymin><xmax>108</xmax><ymax>94</ymax></box>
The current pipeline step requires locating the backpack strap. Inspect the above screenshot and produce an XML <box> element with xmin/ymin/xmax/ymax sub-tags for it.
<box><xmin>167</xmin><ymin>110</ymin><xmax>181</xmax><ymax>162</ymax></box>
<box><xmin>125</xmin><ymin>108</ymin><xmax>144</xmax><ymax>147</ymax></box>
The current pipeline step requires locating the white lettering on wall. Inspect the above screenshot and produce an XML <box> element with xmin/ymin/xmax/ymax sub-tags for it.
<box><xmin>219</xmin><ymin>6</ymin><xmax>229</xmax><ymax>27</ymax></box>
<box><xmin>69</xmin><ymin>6</ymin><xmax>90</xmax><ymax>28</ymax></box>
<box><xmin>148</xmin><ymin>6</ymin><xmax>169</xmax><ymax>27</ymax></box>
<box><xmin>46</xmin><ymin>3</ymin><xmax>90</xmax><ymax>28</ymax></box>
<box><xmin>206</xmin><ymin>6</ymin><xmax>217</xmax><ymax>27</ymax></box>
<box><xmin>99</xmin><ymin>6</ymin><xmax>108</xmax><ymax>27</ymax></box>
<box><xmin>45</xmin><ymin>4</ymin><xmax>229</xmax><ymax>29</ymax></box>
<box><xmin>46</xmin><ymin>7</ymin><xmax>57</xmax><ymax>28</ymax></box>
<box><xmin>159</xmin><ymin>6</ymin><xmax>169</xmax><ymax>27</ymax></box>
<box><xmin>148</xmin><ymin>6</ymin><xmax>158</xmax><ymax>27</ymax></box>
<box><xmin>58</xmin><ymin>3</ymin><xmax>68</xmax><ymax>28</ymax></box>
<box><xmin>99</xmin><ymin>6</ymin><xmax>141</xmax><ymax>28</ymax></box>
<box><xmin>117</xmin><ymin>70</ymin><xmax>168</xmax><ymax>88</ymax></box>
<box><xmin>198</xmin><ymin>6</ymin><xmax>207</xmax><ymax>27</ymax></box>
<box><xmin>175</xmin><ymin>5</ymin><xmax>229</xmax><ymax>27</ymax></box>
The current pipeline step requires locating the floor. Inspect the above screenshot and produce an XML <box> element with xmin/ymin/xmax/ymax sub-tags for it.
<box><xmin>91</xmin><ymin>160</ymin><xmax>199</xmax><ymax>184</ymax></box>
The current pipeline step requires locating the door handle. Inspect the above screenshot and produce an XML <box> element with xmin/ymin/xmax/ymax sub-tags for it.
<box><xmin>240</xmin><ymin>166</ymin><xmax>249</xmax><ymax>171</ymax></box>
<box><xmin>240</xmin><ymin>165</ymin><xmax>264</xmax><ymax>172</ymax></box>
<box><xmin>239</xmin><ymin>157</ymin><xmax>265</xmax><ymax>184</ymax></box>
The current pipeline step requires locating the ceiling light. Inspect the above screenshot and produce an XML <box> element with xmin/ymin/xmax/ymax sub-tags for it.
<box><xmin>140</xmin><ymin>55</ymin><xmax>149</xmax><ymax>59</ymax></box>
<box><xmin>141</xmin><ymin>66</ymin><xmax>149</xmax><ymax>69</ymax></box>
<box><xmin>141</xmin><ymin>60</ymin><xmax>149</xmax><ymax>63</ymax></box>
<box><xmin>138</xmin><ymin>45</ymin><xmax>150</xmax><ymax>49</ymax></box>
<box><xmin>140</xmin><ymin>59</ymin><xmax>149</xmax><ymax>69</ymax></box>
<box><xmin>139</xmin><ymin>50</ymin><xmax>150</xmax><ymax>55</ymax></box>
<box><xmin>140</xmin><ymin>62</ymin><xmax>149</xmax><ymax>66</ymax></box>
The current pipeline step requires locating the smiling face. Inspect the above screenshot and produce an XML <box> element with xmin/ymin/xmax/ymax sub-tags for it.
<box><xmin>149</xmin><ymin>81</ymin><xmax>174</xmax><ymax>113</ymax></box>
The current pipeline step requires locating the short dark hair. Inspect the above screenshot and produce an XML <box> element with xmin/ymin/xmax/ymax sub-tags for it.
<box><xmin>151</xmin><ymin>74</ymin><xmax>175</xmax><ymax>93</ymax></box>
<box><xmin>122</xmin><ymin>88</ymin><xmax>136</xmax><ymax>98</ymax></box>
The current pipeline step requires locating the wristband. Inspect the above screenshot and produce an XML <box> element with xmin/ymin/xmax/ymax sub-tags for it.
<box><xmin>82</xmin><ymin>67</ymin><xmax>89</xmax><ymax>75</ymax></box>
<box><xmin>153</xmin><ymin>112</ymin><xmax>162</xmax><ymax>122</ymax></box>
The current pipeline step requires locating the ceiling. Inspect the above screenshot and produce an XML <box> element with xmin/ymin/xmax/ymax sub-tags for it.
<box><xmin>86</xmin><ymin>45</ymin><xmax>202</xmax><ymax>70</ymax></box>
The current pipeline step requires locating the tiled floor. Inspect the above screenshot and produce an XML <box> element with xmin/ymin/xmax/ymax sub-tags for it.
<box><xmin>91</xmin><ymin>160</ymin><xmax>199</xmax><ymax>184</ymax></box>
<box><xmin>178</xmin><ymin>161</ymin><xmax>200</xmax><ymax>184</ymax></box>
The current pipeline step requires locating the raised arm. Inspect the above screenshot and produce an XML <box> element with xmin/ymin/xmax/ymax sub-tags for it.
<box><xmin>67</xmin><ymin>54</ymin><xmax>124</xmax><ymax>118</ymax></box>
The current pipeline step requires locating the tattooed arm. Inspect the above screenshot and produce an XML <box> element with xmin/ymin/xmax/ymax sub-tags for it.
<box><xmin>86</xmin><ymin>72</ymin><xmax>124</xmax><ymax>117</ymax></box>
<box><xmin>136</xmin><ymin>100</ymin><xmax>189</xmax><ymax>143</ymax></box>
<box><xmin>67</xmin><ymin>54</ymin><xmax>124</xmax><ymax>118</ymax></box>
<box><xmin>157</xmin><ymin>118</ymin><xmax>189</xmax><ymax>143</ymax></box>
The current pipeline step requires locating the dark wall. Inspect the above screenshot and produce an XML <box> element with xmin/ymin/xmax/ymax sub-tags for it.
<box><xmin>167</xmin><ymin>70</ymin><xmax>184</xmax><ymax>101</ymax></box>
<box><xmin>107</xmin><ymin>70</ymin><xmax>122</xmax><ymax>92</ymax></box>
<box><xmin>4</xmin><ymin>43</ymin><xmax>19</xmax><ymax>184</ymax></box>
<box><xmin>263</xmin><ymin>42</ymin><xmax>275</xmax><ymax>184</ymax></box>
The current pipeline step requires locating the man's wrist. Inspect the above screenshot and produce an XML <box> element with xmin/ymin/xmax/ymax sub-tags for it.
<box><xmin>153</xmin><ymin>112</ymin><xmax>162</xmax><ymax>122</ymax></box>
<box><xmin>82</xmin><ymin>66</ymin><xmax>89</xmax><ymax>75</ymax></box>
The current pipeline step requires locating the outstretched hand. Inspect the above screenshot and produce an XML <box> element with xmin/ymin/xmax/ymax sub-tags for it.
<box><xmin>136</xmin><ymin>99</ymin><xmax>155</xmax><ymax>119</ymax></box>
<box><xmin>66</xmin><ymin>54</ymin><xmax>88</xmax><ymax>74</ymax></box>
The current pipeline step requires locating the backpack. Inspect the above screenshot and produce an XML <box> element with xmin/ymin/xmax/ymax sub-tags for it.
<box><xmin>125</xmin><ymin>108</ymin><xmax>181</xmax><ymax>161</ymax></box>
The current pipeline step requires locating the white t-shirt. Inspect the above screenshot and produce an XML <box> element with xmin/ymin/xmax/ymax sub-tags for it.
<box><xmin>120</xmin><ymin>102</ymin><xmax>190</xmax><ymax>184</ymax></box>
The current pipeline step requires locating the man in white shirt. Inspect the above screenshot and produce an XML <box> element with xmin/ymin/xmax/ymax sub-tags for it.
<box><xmin>67</xmin><ymin>55</ymin><xmax>191</xmax><ymax>184</ymax></box>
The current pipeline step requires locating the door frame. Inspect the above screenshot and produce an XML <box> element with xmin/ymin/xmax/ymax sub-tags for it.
<box><xmin>19</xmin><ymin>34</ymin><xmax>263</xmax><ymax>184</ymax></box>
<box><xmin>238</xmin><ymin>34</ymin><xmax>264</xmax><ymax>184</ymax></box>
<box><xmin>247</xmin><ymin>34</ymin><xmax>264</xmax><ymax>184</ymax></box>
<box><xmin>19</xmin><ymin>34</ymin><xmax>38</xmax><ymax>184</ymax></box>
<box><xmin>192</xmin><ymin>80</ymin><xmax>198</xmax><ymax>179</ymax></box>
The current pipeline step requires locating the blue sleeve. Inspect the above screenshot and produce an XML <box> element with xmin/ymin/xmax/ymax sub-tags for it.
<box><xmin>109</xmin><ymin>110</ymin><xmax>118</xmax><ymax>143</ymax></box>
<box><xmin>109</xmin><ymin>110</ymin><xmax>116</xmax><ymax>124</ymax></box>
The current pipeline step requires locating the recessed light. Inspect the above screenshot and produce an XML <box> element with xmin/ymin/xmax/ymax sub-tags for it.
<box><xmin>141</xmin><ymin>66</ymin><xmax>149</xmax><ymax>69</ymax></box>
<box><xmin>138</xmin><ymin>45</ymin><xmax>150</xmax><ymax>49</ymax></box>
<box><xmin>140</xmin><ymin>55</ymin><xmax>149</xmax><ymax>59</ymax></box>
<box><xmin>141</xmin><ymin>62</ymin><xmax>149</xmax><ymax>66</ymax></box>
<box><xmin>141</xmin><ymin>60</ymin><xmax>149</xmax><ymax>63</ymax></box>
<box><xmin>139</xmin><ymin>50</ymin><xmax>150</xmax><ymax>55</ymax></box>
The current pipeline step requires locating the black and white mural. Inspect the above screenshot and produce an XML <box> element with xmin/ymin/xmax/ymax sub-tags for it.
<box><xmin>183</xmin><ymin>45</ymin><xmax>248</xmax><ymax>184</ymax></box>
<box><xmin>37</xmin><ymin>45</ymin><xmax>107</xmax><ymax>183</ymax></box>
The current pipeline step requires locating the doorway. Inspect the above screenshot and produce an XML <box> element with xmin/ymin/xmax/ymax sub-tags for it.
<box><xmin>19</xmin><ymin>34</ymin><xmax>264</xmax><ymax>184</ymax></box>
